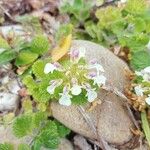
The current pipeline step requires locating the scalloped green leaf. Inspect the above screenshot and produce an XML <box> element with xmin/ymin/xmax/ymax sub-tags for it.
<box><xmin>30</xmin><ymin>35</ymin><xmax>50</xmax><ymax>55</ymax></box>
<box><xmin>130</xmin><ymin>51</ymin><xmax>150</xmax><ymax>70</ymax></box>
<box><xmin>13</xmin><ymin>115</ymin><xmax>33</xmax><ymax>138</ymax></box>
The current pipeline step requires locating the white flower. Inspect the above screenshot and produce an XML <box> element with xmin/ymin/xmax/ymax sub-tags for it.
<box><xmin>143</xmin><ymin>74</ymin><xmax>150</xmax><ymax>82</ymax></box>
<box><xmin>71</xmin><ymin>85</ymin><xmax>82</xmax><ymax>95</ymax></box>
<box><xmin>93</xmin><ymin>75</ymin><xmax>106</xmax><ymax>87</ymax></box>
<box><xmin>88</xmin><ymin>61</ymin><xmax>105</xmax><ymax>73</ymax></box>
<box><xmin>70</xmin><ymin>47</ymin><xmax>86</xmax><ymax>63</ymax></box>
<box><xmin>59</xmin><ymin>93</ymin><xmax>72</xmax><ymax>106</ymax></box>
<box><xmin>78</xmin><ymin>47</ymin><xmax>86</xmax><ymax>58</ymax></box>
<box><xmin>47</xmin><ymin>85</ymin><xmax>55</xmax><ymax>94</ymax></box>
<box><xmin>86</xmin><ymin>88</ymin><xmax>97</xmax><ymax>102</ymax></box>
<box><xmin>146</xmin><ymin>41</ymin><xmax>150</xmax><ymax>50</ymax></box>
<box><xmin>135</xmin><ymin>71</ymin><xmax>142</xmax><ymax>76</ymax></box>
<box><xmin>145</xmin><ymin>96</ymin><xmax>150</xmax><ymax>105</ymax></box>
<box><xmin>134</xmin><ymin>85</ymin><xmax>144</xmax><ymax>96</ymax></box>
<box><xmin>0</xmin><ymin>48</ymin><xmax>6</xmax><ymax>54</ymax></box>
<box><xmin>44</xmin><ymin>63</ymin><xmax>57</xmax><ymax>74</ymax></box>
<box><xmin>144</xmin><ymin>66</ymin><xmax>150</xmax><ymax>74</ymax></box>
<box><xmin>120</xmin><ymin>0</ymin><xmax>127</xmax><ymax>3</ymax></box>
<box><xmin>47</xmin><ymin>80</ymin><xmax>62</xmax><ymax>94</ymax></box>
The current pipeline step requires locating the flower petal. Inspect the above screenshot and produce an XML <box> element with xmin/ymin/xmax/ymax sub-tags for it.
<box><xmin>47</xmin><ymin>85</ymin><xmax>55</xmax><ymax>94</ymax></box>
<box><xmin>44</xmin><ymin>63</ymin><xmax>57</xmax><ymax>74</ymax></box>
<box><xmin>78</xmin><ymin>46</ymin><xmax>86</xmax><ymax>58</ymax></box>
<box><xmin>59</xmin><ymin>93</ymin><xmax>72</xmax><ymax>106</ymax></box>
<box><xmin>89</xmin><ymin>63</ymin><xmax>105</xmax><ymax>73</ymax></box>
<box><xmin>93</xmin><ymin>75</ymin><xmax>106</xmax><ymax>87</ymax></box>
<box><xmin>134</xmin><ymin>85</ymin><xmax>144</xmax><ymax>96</ymax></box>
<box><xmin>86</xmin><ymin>89</ymin><xmax>97</xmax><ymax>102</ymax></box>
<box><xmin>47</xmin><ymin>79</ymin><xmax>63</xmax><ymax>94</ymax></box>
<box><xmin>144</xmin><ymin>66</ymin><xmax>150</xmax><ymax>74</ymax></box>
<box><xmin>71</xmin><ymin>85</ymin><xmax>82</xmax><ymax>95</ymax></box>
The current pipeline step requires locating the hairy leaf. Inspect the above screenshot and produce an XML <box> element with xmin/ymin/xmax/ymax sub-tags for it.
<box><xmin>15</xmin><ymin>51</ymin><xmax>38</xmax><ymax>66</ymax></box>
<box><xmin>13</xmin><ymin>115</ymin><xmax>33</xmax><ymax>138</ymax></box>
<box><xmin>30</xmin><ymin>35</ymin><xmax>50</xmax><ymax>55</ymax></box>
<box><xmin>0</xmin><ymin>143</ymin><xmax>14</xmax><ymax>150</ymax></box>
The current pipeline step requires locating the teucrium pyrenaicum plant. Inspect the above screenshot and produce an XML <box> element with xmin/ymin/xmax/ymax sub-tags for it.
<box><xmin>23</xmin><ymin>46</ymin><xmax>106</xmax><ymax>106</ymax></box>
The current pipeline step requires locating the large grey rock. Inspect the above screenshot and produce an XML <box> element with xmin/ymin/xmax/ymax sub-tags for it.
<box><xmin>51</xmin><ymin>40</ymin><xmax>134</xmax><ymax>146</ymax></box>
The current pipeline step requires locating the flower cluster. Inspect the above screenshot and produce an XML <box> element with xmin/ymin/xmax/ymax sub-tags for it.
<box><xmin>134</xmin><ymin>66</ymin><xmax>150</xmax><ymax>105</ymax></box>
<box><xmin>44</xmin><ymin>46</ymin><xmax>106</xmax><ymax>106</ymax></box>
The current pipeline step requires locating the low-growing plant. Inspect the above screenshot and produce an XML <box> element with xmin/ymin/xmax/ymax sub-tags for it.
<box><xmin>0</xmin><ymin>34</ymin><xmax>51</xmax><ymax>73</ymax></box>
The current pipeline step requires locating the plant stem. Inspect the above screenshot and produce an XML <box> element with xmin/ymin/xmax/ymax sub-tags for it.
<box><xmin>141</xmin><ymin>111</ymin><xmax>150</xmax><ymax>147</ymax></box>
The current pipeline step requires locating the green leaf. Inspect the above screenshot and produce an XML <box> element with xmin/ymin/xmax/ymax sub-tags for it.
<box><xmin>18</xmin><ymin>144</ymin><xmax>31</xmax><ymax>150</ymax></box>
<box><xmin>60</xmin><ymin>0</ymin><xmax>92</xmax><ymax>22</ymax></box>
<box><xmin>37</xmin><ymin>121</ymin><xmax>59</xmax><ymax>149</ymax></box>
<box><xmin>125</xmin><ymin>0</ymin><xmax>147</xmax><ymax>14</ymax></box>
<box><xmin>55</xmin><ymin>24</ymin><xmax>73</xmax><ymax>41</ymax></box>
<box><xmin>0</xmin><ymin>143</ymin><xmax>14</xmax><ymax>150</ymax></box>
<box><xmin>13</xmin><ymin>115</ymin><xmax>33</xmax><ymax>138</ymax></box>
<box><xmin>32</xmin><ymin>60</ymin><xmax>47</xmax><ymax>79</ymax></box>
<box><xmin>0</xmin><ymin>36</ymin><xmax>10</xmax><ymax>53</ymax></box>
<box><xmin>30</xmin><ymin>35</ymin><xmax>50</xmax><ymax>55</ymax></box>
<box><xmin>15</xmin><ymin>51</ymin><xmax>38</xmax><ymax>66</ymax></box>
<box><xmin>23</xmin><ymin>75</ymin><xmax>37</xmax><ymax>90</ymax></box>
<box><xmin>32</xmin><ymin>112</ymin><xmax>47</xmax><ymax>128</ymax></box>
<box><xmin>141</xmin><ymin>111</ymin><xmax>150</xmax><ymax>147</ymax></box>
<box><xmin>32</xmin><ymin>140</ymin><xmax>41</xmax><ymax>150</ymax></box>
<box><xmin>96</xmin><ymin>6</ymin><xmax>122</xmax><ymax>29</ymax></box>
<box><xmin>71</xmin><ymin>90</ymin><xmax>87</xmax><ymax>105</ymax></box>
<box><xmin>55</xmin><ymin>121</ymin><xmax>70</xmax><ymax>138</ymax></box>
<box><xmin>0</xmin><ymin>50</ymin><xmax>16</xmax><ymax>64</ymax></box>
<box><xmin>22</xmin><ymin>99</ymin><xmax>33</xmax><ymax>113</ymax></box>
<box><xmin>16</xmin><ymin>15</ymin><xmax>42</xmax><ymax>34</ymax></box>
<box><xmin>130</xmin><ymin>51</ymin><xmax>150</xmax><ymax>70</ymax></box>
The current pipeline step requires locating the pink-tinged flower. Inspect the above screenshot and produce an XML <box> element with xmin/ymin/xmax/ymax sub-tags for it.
<box><xmin>70</xmin><ymin>47</ymin><xmax>86</xmax><ymax>62</ymax></box>
<box><xmin>88</xmin><ymin>71</ymin><xmax>97</xmax><ymax>78</ymax></box>
<box><xmin>53</xmin><ymin>62</ymin><xmax>62</xmax><ymax>68</ymax></box>
<box><xmin>59</xmin><ymin>86</ymin><xmax>72</xmax><ymax>106</ymax></box>
<box><xmin>44</xmin><ymin>63</ymin><xmax>57</xmax><ymax>74</ymax></box>
<box><xmin>47</xmin><ymin>79</ymin><xmax>63</xmax><ymax>94</ymax></box>
<box><xmin>93</xmin><ymin>75</ymin><xmax>106</xmax><ymax>87</ymax></box>
<box><xmin>70</xmin><ymin>49</ymin><xmax>79</xmax><ymax>60</ymax></box>
<box><xmin>88</xmin><ymin>60</ymin><xmax>105</xmax><ymax>73</ymax></box>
